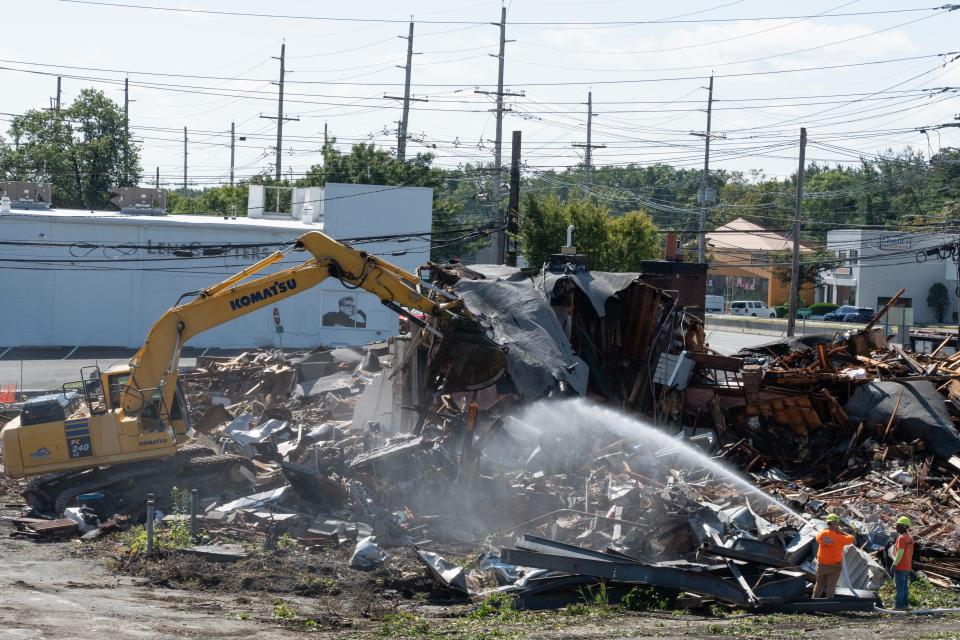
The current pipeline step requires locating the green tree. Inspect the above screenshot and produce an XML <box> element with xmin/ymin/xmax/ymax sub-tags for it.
<box><xmin>517</xmin><ymin>193</ymin><xmax>569</xmax><ymax>268</ymax></box>
<box><xmin>167</xmin><ymin>184</ymin><xmax>248</xmax><ymax>215</ymax></box>
<box><xmin>927</xmin><ymin>282</ymin><xmax>950</xmax><ymax>323</ymax></box>
<box><xmin>607</xmin><ymin>210</ymin><xmax>660</xmax><ymax>272</ymax></box>
<box><xmin>0</xmin><ymin>89</ymin><xmax>141</xmax><ymax>208</ymax></box>
<box><xmin>518</xmin><ymin>194</ymin><xmax>659</xmax><ymax>271</ymax></box>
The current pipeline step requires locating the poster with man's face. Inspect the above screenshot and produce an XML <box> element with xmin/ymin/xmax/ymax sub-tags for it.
<box><xmin>322</xmin><ymin>294</ymin><xmax>368</xmax><ymax>328</ymax></box>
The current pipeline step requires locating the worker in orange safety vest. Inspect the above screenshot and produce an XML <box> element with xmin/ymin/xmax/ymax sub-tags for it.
<box><xmin>891</xmin><ymin>516</ymin><xmax>914</xmax><ymax>610</ymax></box>
<box><xmin>813</xmin><ymin>514</ymin><xmax>856</xmax><ymax>598</ymax></box>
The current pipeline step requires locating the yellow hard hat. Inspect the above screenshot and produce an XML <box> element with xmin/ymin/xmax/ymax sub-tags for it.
<box><xmin>896</xmin><ymin>516</ymin><xmax>912</xmax><ymax>527</ymax></box>
<box><xmin>825</xmin><ymin>514</ymin><xmax>841</xmax><ymax>523</ymax></box>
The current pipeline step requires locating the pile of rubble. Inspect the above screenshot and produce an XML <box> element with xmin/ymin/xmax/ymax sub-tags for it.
<box><xmin>6</xmin><ymin>268</ymin><xmax>960</xmax><ymax>612</ymax></box>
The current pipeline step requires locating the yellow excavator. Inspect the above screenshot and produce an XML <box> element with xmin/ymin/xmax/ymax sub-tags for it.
<box><xmin>1</xmin><ymin>230</ymin><xmax>506</xmax><ymax>513</ymax></box>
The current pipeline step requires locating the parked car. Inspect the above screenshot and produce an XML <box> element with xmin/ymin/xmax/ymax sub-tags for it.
<box><xmin>822</xmin><ymin>305</ymin><xmax>858</xmax><ymax>321</ymax></box>
<box><xmin>823</xmin><ymin>305</ymin><xmax>873</xmax><ymax>322</ymax></box>
<box><xmin>730</xmin><ymin>300</ymin><xmax>777</xmax><ymax>318</ymax></box>
<box><xmin>704</xmin><ymin>295</ymin><xmax>725</xmax><ymax>314</ymax></box>
<box><xmin>841</xmin><ymin>308</ymin><xmax>875</xmax><ymax>323</ymax></box>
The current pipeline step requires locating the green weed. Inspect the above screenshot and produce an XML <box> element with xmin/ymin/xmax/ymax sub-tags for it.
<box><xmin>467</xmin><ymin>592</ymin><xmax>521</xmax><ymax>623</ymax></box>
<box><xmin>379</xmin><ymin>612</ymin><xmax>435</xmax><ymax>638</ymax></box>
<box><xmin>276</xmin><ymin>532</ymin><xmax>298</xmax><ymax>550</ymax></box>
<box><xmin>123</xmin><ymin>487</ymin><xmax>192</xmax><ymax>553</ymax></box>
<box><xmin>620</xmin><ymin>585</ymin><xmax>669</xmax><ymax>611</ymax></box>
<box><xmin>272</xmin><ymin>600</ymin><xmax>297</xmax><ymax>620</ymax></box>
<box><xmin>878</xmin><ymin>575</ymin><xmax>960</xmax><ymax>609</ymax></box>
<box><xmin>560</xmin><ymin>603</ymin><xmax>592</xmax><ymax>617</ymax></box>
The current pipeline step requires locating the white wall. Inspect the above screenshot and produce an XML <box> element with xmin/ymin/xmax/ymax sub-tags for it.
<box><xmin>824</xmin><ymin>230</ymin><xmax>956</xmax><ymax>324</ymax></box>
<box><xmin>0</xmin><ymin>183</ymin><xmax>433</xmax><ymax>349</ymax></box>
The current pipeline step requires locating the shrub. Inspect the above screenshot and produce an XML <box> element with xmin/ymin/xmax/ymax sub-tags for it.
<box><xmin>124</xmin><ymin>487</ymin><xmax>191</xmax><ymax>553</ymax></box>
<box><xmin>774</xmin><ymin>303</ymin><xmax>789</xmax><ymax>318</ymax></box>
<box><xmin>808</xmin><ymin>302</ymin><xmax>839</xmax><ymax>316</ymax></box>
<box><xmin>928</xmin><ymin>282</ymin><xmax>950</xmax><ymax>323</ymax></box>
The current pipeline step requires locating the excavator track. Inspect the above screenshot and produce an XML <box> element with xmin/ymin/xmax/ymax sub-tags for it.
<box><xmin>23</xmin><ymin>446</ymin><xmax>255</xmax><ymax>517</ymax></box>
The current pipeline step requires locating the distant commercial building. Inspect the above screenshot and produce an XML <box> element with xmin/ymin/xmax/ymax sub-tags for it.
<box><xmin>819</xmin><ymin>228</ymin><xmax>957</xmax><ymax>325</ymax></box>
<box><xmin>0</xmin><ymin>182</ymin><xmax>432</xmax><ymax>349</ymax></box>
<box><xmin>704</xmin><ymin>218</ymin><xmax>814</xmax><ymax>307</ymax></box>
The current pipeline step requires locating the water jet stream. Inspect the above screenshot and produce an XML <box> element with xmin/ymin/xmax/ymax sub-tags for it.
<box><xmin>520</xmin><ymin>398</ymin><xmax>803</xmax><ymax>520</ymax></box>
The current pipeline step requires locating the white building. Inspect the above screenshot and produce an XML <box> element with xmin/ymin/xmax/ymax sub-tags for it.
<box><xmin>819</xmin><ymin>228</ymin><xmax>958</xmax><ymax>325</ymax></box>
<box><xmin>0</xmin><ymin>183</ymin><xmax>433</xmax><ymax>349</ymax></box>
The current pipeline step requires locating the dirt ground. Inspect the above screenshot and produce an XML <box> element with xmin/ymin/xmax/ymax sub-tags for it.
<box><xmin>4</xmin><ymin>491</ymin><xmax>960</xmax><ymax>640</ymax></box>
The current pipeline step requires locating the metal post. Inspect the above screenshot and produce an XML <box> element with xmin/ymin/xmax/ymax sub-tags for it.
<box><xmin>182</xmin><ymin>127</ymin><xmax>188</xmax><ymax>195</ymax></box>
<box><xmin>261</xmin><ymin>44</ymin><xmax>299</xmax><ymax>183</ymax></box>
<box><xmin>493</xmin><ymin>5</ymin><xmax>507</xmax><ymax>264</ymax></box>
<box><xmin>275</xmin><ymin>43</ymin><xmax>285</xmax><ymax>181</ymax></box>
<box><xmin>786</xmin><ymin>127</ymin><xmax>807</xmax><ymax>338</ymax></box>
<box><xmin>229</xmin><ymin>121</ymin><xmax>235</xmax><ymax>187</ymax></box>
<box><xmin>698</xmin><ymin>74</ymin><xmax>714</xmax><ymax>264</ymax></box>
<box><xmin>506</xmin><ymin>130</ymin><xmax>521</xmax><ymax>267</ymax></box>
<box><xmin>145</xmin><ymin>493</ymin><xmax>155</xmax><ymax>555</ymax></box>
<box><xmin>585</xmin><ymin>91</ymin><xmax>593</xmax><ymax>181</ymax></box>
<box><xmin>189</xmin><ymin>488</ymin><xmax>198</xmax><ymax>542</ymax></box>
<box><xmin>572</xmin><ymin>92</ymin><xmax>605</xmax><ymax>186</ymax></box>
<box><xmin>398</xmin><ymin>21</ymin><xmax>414</xmax><ymax>161</ymax></box>
<box><xmin>123</xmin><ymin>77</ymin><xmax>129</xmax><ymax>186</ymax></box>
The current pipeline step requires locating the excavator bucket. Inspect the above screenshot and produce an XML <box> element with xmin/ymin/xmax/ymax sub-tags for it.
<box><xmin>431</xmin><ymin>315</ymin><xmax>508</xmax><ymax>391</ymax></box>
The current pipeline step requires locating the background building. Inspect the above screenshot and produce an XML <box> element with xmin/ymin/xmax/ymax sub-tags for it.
<box><xmin>0</xmin><ymin>183</ymin><xmax>432</xmax><ymax>349</ymax></box>
<box><xmin>819</xmin><ymin>228</ymin><xmax>957</xmax><ymax>325</ymax></box>
<box><xmin>704</xmin><ymin>218</ymin><xmax>813</xmax><ymax>307</ymax></box>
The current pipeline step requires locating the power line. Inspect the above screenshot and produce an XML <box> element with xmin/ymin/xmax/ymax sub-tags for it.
<box><xmin>0</xmin><ymin>52</ymin><xmax>950</xmax><ymax>87</ymax></box>
<box><xmin>56</xmin><ymin>1</ymin><xmax>954</xmax><ymax>26</ymax></box>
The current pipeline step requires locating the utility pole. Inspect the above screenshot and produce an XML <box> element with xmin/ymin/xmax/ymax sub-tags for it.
<box><xmin>182</xmin><ymin>126</ymin><xmax>188</xmax><ymax>195</ymax></box>
<box><xmin>572</xmin><ymin>91</ymin><xmax>605</xmax><ymax>183</ymax></box>
<box><xmin>123</xmin><ymin>77</ymin><xmax>130</xmax><ymax>186</ymax></box>
<box><xmin>492</xmin><ymin>6</ymin><xmax>507</xmax><ymax>265</ymax></box>
<box><xmin>786</xmin><ymin>127</ymin><xmax>807</xmax><ymax>338</ymax></box>
<box><xmin>696</xmin><ymin>74</ymin><xmax>715</xmax><ymax>264</ymax></box>
<box><xmin>230</xmin><ymin>121</ymin><xmax>236</xmax><ymax>187</ymax></box>
<box><xmin>261</xmin><ymin>43</ymin><xmax>299</xmax><ymax>181</ymax></box>
<box><xmin>398</xmin><ymin>21</ymin><xmax>414</xmax><ymax>160</ymax></box>
<box><xmin>585</xmin><ymin>91</ymin><xmax>594</xmax><ymax>180</ymax></box>
<box><xmin>55</xmin><ymin>76</ymin><xmax>61</xmax><ymax>111</ymax></box>
<box><xmin>323</xmin><ymin>121</ymin><xmax>328</xmax><ymax>149</ymax></box>
<box><xmin>155</xmin><ymin>166</ymin><xmax>160</xmax><ymax>189</ymax></box>
<box><xmin>384</xmin><ymin>21</ymin><xmax>425</xmax><ymax>161</ymax></box>
<box><xmin>474</xmin><ymin>6</ymin><xmax>521</xmax><ymax>264</ymax></box>
<box><xmin>506</xmin><ymin>130</ymin><xmax>521</xmax><ymax>267</ymax></box>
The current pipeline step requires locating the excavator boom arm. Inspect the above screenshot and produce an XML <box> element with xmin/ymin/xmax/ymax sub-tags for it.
<box><xmin>121</xmin><ymin>230</ymin><xmax>445</xmax><ymax>415</ymax></box>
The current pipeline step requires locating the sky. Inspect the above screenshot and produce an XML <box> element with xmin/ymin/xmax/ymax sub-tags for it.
<box><xmin>2</xmin><ymin>0</ymin><xmax>959</xmax><ymax>189</ymax></box>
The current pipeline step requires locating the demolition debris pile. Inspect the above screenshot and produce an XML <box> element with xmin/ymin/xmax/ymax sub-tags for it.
<box><xmin>4</xmin><ymin>270</ymin><xmax>960</xmax><ymax>610</ymax></box>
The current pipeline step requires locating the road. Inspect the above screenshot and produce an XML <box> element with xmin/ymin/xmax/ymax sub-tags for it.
<box><xmin>707</xmin><ymin>327</ymin><xmax>777</xmax><ymax>356</ymax></box>
<box><xmin>0</xmin><ymin>358</ymin><xmax>196</xmax><ymax>394</ymax></box>
<box><xmin>703</xmin><ymin>329</ymin><xmax>779</xmax><ymax>356</ymax></box>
